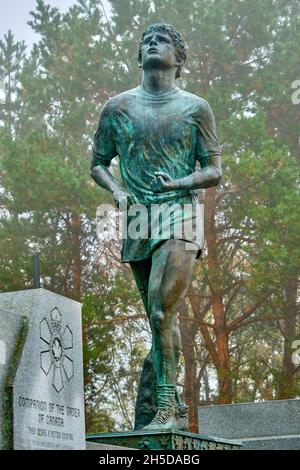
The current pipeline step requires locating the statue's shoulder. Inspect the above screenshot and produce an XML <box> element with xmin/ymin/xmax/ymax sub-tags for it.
<box><xmin>177</xmin><ymin>88</ymin><xmax>210</xmax><ymax>111</ymax></box>
<box><xmin>103</xmin><ymin>87</ymin><xmax>140</xmax><ymax>112</ymax></box>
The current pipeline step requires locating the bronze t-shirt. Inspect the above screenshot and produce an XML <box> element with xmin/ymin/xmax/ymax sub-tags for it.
<box><xmin>92</xmin><ymin>85</ymin><xmax>221</xmax><ymax>261</ymax></box>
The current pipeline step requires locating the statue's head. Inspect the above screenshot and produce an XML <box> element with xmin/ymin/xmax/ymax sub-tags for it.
<box><xmin>138</xmin><ymin>23</ymin><xmax>187</xmax><ymax>79</ymax></box>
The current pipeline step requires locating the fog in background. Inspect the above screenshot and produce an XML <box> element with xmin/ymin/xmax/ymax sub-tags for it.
<box><xmin>0</xmin><ymin>0</ymin><xmax>111</xmax><ymax>48</ymax></box>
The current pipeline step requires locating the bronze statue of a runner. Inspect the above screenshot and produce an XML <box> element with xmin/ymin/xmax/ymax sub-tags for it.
<box><xmin>91</xmin><ymin>23</ymin><xmax>222</xmax><ymax>431</ymax></box>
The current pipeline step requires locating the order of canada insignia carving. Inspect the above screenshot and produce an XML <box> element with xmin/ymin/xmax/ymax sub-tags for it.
<box><xmin>40</xmin><ymin>307</ymin><xmax>74</xmax><ymax>393</ymax></box>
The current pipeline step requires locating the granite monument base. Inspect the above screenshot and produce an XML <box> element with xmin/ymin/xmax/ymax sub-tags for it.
<box><xmin>198</xmin><ymin>399</ymin><xmax>300</xmax><ymax>450</ymax></box>
<box><xmin>86</xmin><ymin>430</ymin><xmax>242</xmax><ymax>450</ymax></box>
<box><xmin>86</xmin><ymin>441</ymin><xmax>134</xmax><ymax>450</ymax></box>
<box><xmin>0</xmin><ymin>289</ymin><xmax>86</xmax><ymax>450</ymax></box>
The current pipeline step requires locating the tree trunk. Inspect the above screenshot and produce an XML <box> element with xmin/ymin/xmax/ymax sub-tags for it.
<box><xmin>205</xmin><ymin>188</ymin><xmax>233</xmax><ymax>403</ymax></box>
<box><xmin>215</xmin><ymin>329</ymin><xmax>232</xmax><ymax>403</ymax></box>
<box><xmin>179</xmin><ymin>303</ymin><xmax>199</xmax><ymax>433</ymax></box>
<box><xmin>278</xmin><ymin>278</ymin><xmax>298</xmax><ymax>399</ymax></box>
<box><xmin>70</xmin><ymin>214</ymin><xmax>82</xmax><ymax>301</ymax></box>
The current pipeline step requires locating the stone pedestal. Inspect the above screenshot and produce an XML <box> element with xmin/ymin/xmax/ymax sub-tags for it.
<box><xmin>0</xmin><ymin>289</ymin><xmax>86</xmax><ymax>450</ymax></box>
<box><xmin>86</xmin><ymin>441</ymin><xmax>134</xmax><ymax>450</ymax></box>
<box><xmin>86</xmin><ymin>430</ymin><xmax>242</xmax><ymax>450</ymax></box>
<box><xmin>198</xmin><ymin>400</ymin><xmax>300</xmax><ymax>450</ymax></box>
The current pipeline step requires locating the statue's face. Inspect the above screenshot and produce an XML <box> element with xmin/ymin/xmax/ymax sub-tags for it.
<box><xmin>140</xmin><ymin>31</ymin><xmax>177</xmax><ymax>71</ymax></box>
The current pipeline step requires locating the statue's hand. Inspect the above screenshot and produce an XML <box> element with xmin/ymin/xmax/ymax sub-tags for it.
<box><xmin>112</xmin><ymin>188</ymin><xmax>139</xmax><ymax>208</ymax></box>
<box><xmin>151</xmin><ymin>172</ymin><xmax>177</xmax><ymax>193</ymax></box>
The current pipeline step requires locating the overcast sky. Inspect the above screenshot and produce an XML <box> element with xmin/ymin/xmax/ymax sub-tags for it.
<box><xmin>0</xmin><ymin>0</ymin><xmax>111</xmax><ymax>49</ymax></box>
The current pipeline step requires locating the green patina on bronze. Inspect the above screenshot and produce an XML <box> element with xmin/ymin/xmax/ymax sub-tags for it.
<box><xmin>92</xmin><ymin>71</ymin><xmax>220</xmax><ymax>264</ymax></box>
<box><xmin>91</xmin><ymin>23</ymin><xmax>222</xmax><ymax>432</ymax></box>
<box><xmin>92</xmin><ymin>85</ymin><xmax>219</xmax><ymax>205</ymax></box>
<box><xmin>86</xmin><ymin>430</ymin><xmax>242</xmax><ymax>451</ymax></box>
<box><xmin>2</xmin><ymin>316</ymin><xmax>28</xmax><ymax>450</ymax></box>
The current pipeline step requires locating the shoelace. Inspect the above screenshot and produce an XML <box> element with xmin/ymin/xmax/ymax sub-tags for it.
<box><xmin>151</xmin><ymin>409</ymin><xmax>172</xmax><ymax>424</ymax></box>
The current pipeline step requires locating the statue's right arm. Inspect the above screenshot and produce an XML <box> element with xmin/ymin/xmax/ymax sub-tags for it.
<box><xmin>91</xmin><ymin>163</ymin><xmax>123</xmax><ymax>196</ymax></box>
<box><xmin>90</xmin><ymin>101</ymin><xmax>139</xmax><ymax>207</ymax></box>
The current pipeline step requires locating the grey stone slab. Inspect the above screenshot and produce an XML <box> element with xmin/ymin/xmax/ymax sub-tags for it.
<box><xmin>241</xmin><ymin>437</ymin><xmax>300</xmax><ymax>450</ymax></box>
<box><xmin>86</xmin><ymin>442</ymin><xmax>135</xmax><ymax>450</ymax></box>
<box><xmin>0</xmin><ymin>289</ymin><xmax>86</xmax><ymax>450</ymax></box>
<box><xmin>198</xmin><ymin>400</ymin><xmax>300</xmax><ymax>439</ymax></box>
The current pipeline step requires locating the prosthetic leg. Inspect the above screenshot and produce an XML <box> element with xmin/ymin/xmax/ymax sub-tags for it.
<box><xmin>130</xmin><ymin>260</ymin><xmax>188</xmax><ymax>431</ymax></box>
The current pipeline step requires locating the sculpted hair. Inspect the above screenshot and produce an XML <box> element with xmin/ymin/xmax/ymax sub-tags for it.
<box><xmin>138</xmin><ymin>23</ymin><xmax>187</xmax><ymax>79</ymax></box>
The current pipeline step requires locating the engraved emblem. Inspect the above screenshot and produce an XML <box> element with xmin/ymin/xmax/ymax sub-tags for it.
<box><xmin>40</xmin><ymin>307</ymin><xmax>74</xmax><ymax>392</ymax></box>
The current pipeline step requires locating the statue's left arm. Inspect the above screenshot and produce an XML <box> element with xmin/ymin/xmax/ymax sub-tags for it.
<box><xmin>151</xmin><ymin>100</ymin><xmax>222</xmax><ymax>193</ymax></box>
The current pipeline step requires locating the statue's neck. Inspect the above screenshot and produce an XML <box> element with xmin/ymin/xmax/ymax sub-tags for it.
<box><xmin>141</xmin><ymin>68</ymin><xmax>177</xmax><ymax>94</ymax></box>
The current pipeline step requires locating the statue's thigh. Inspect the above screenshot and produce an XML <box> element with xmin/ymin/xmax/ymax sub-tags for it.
<box><xmin>148</xmin><ymin>239</ymin><xmax>197</xmax><ymax>312</ymax></box>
